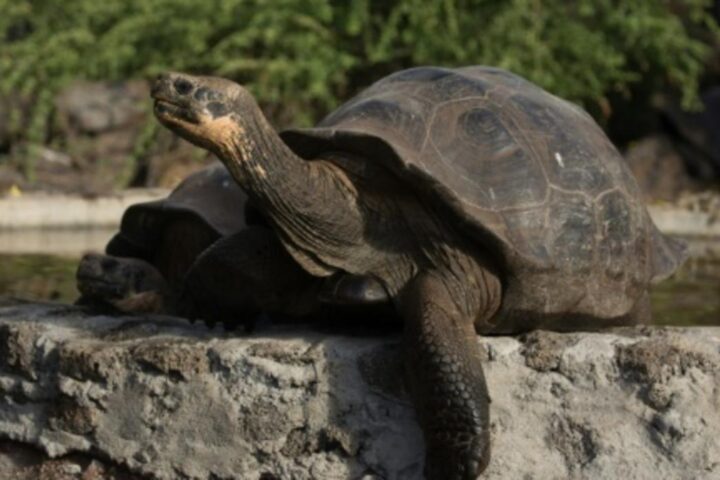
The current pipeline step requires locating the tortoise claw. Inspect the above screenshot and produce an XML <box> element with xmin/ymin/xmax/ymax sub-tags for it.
<box><xmin>424</xmin><ymin>437</ymin><xmax>490</xmax><ymax>480</ymax></box>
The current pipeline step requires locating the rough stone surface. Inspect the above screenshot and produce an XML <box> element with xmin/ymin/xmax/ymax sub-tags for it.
<box><xmin>1</xmin><ymin>80</ymin><xmax>212</xmax><ymax>196</ymax></box>
<box><xmin>0</xmin><ymin>190</ymin><xmax>167</xmax><ymax>230</ymax></box>
<box><xmin>623</xmin><ymin>134</ymin><xmax>701</xmax><ymax>202</ymax></box>
<box><xmin>55</xmin><ymin>81</ymin><xmax>148</xmax><ymax>135</ymax></box>
<box><xmin>0</xmin><ymin>440</ymin><xmax>140</xmax><ymax>479</ymax></box>
<box><xmin>648</xmin><ymin>191</ymin><xmax>720</xmax><ymax>238</ymax></box>
<box><xmin>0</xmin><ymin>302</ymin><xmax>718</xmax><ymax>480</ymax></box>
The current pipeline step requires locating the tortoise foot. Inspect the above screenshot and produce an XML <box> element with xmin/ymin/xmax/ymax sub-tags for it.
<box><xmin>424</xmin><ymin>433</ymin><xmax>490</xmax><ymax>480</ymax></box>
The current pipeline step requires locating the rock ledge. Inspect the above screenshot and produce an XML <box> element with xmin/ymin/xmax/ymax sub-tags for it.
<box><xmin>0</xmin><ymin>302</ymin><xmax>718</xmax><ymax>479</ymax></box>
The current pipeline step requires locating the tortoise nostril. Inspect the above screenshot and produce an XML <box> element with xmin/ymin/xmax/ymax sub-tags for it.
<box><xmin>173</xmin><ymin>78</ymin><xmax>193</xmax><ymax>95</ymax></box>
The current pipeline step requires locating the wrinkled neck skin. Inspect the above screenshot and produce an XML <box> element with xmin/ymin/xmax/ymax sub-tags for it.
<box><xmin>213</xmin><ymin>102</ymin><xmax>498</xmax><ymax>317</ymax></box>
<box><xmin>213</xmin><ymin>105</ymin><xmax>380</xmax><ymax>281</ymax></box>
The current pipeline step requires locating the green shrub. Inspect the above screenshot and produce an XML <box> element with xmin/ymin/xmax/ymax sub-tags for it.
<box><xmin>1</xmin><ymin>0</ymin><xmax>718</xmax><ymax>138</ymax></box>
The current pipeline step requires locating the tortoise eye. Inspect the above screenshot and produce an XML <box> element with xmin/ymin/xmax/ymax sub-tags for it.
<box><xmin>173</xmin><ymin>78</ymin><xmax>193</xmax><ymax>95</ymax></box>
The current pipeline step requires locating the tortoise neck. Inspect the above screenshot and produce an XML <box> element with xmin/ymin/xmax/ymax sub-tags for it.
<box><xmin>218</xmin><ymin>104</ymin><xmax>308</xmax><ymax>204</ymax></box>
<box><xmin>216</xmin><ymin>102</ymin><xmax>365</xmax><ymax>277</ymax></box>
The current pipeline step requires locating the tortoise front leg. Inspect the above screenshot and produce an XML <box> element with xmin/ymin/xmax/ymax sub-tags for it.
<box><xmin>179</xmin><ymin>226</ymin><xmax>321</xmax><ymax>328</ymax></box>
<box><xmin>400</xmin><ymin>269</ymin><xmax>499</xmax><ymax>480</ymax></box>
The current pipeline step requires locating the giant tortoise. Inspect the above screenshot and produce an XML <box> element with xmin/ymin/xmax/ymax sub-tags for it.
<box><xmin>151</xmin><ymin>66</ymin><xmax>686</xmax><ymax>479</ymax></box>
<box><xmin>76</xmin><ymin>163</ymin><xmax>253</xmax><ymax>319</ymax></box>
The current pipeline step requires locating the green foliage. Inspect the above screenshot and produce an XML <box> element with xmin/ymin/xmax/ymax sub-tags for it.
<box><xmin>347</xmin><ymin>0</ymin><xmax>718</xmax><ymax>110</ymax></box>
<box><xmin>0</xmin><ymin>0</ymin><xmax>718</xmax><ymax>137</ymax></box>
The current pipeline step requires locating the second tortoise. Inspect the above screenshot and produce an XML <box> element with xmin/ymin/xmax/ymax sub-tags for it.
<box><xmin>76</xmin><ymin>163</ymin><xmax>253</xmax><ymax>318</ymax></box>
<box><xmin>77</xmin><ymin>163</ymin><xmax>389</xmax><ymax>324</ymax></box>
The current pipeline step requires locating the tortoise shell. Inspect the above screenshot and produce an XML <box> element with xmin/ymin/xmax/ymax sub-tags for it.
<box><xmin>282</xmin><ymin>66</ymin><xmax>686</xmax><ymax>324</ymax></box>
<box><xmin>108</xmin><ymin>163</ymin><xmax>250</xmax><ymax>256</ymax></box>
<box><xmin>106</xmin><ymin>163</ymin><xmax>250</xmax><ymax>287</ymax></box>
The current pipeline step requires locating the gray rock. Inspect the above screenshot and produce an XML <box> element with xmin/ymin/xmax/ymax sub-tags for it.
<box><xmin>623</xmin><ymin>134</ymin><xmax>700</xmax><ymax>202</ymax></box>
<box><xmin>0</xmin><ymin>439</ymin><xmax>140</xmax><ymax>479</ymax></box>
<box><xmin>54</xmin><ymin>81</ymin><xmax>148</xmax><ymax>135</ymax></box>
<box><xmin>0</xmin><ymin>302</ymin><xmax>718</xmax><ymax>480</ymax></box>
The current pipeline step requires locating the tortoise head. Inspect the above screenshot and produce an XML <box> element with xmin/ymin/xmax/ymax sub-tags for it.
<box><xmin>76</xmin><ymin>253</ymin><xmax>168</xmax><ymax>313</ymax></box>
<box><xmin>152</xmin><ymin>73</ymin><xmax>252</xmax><ymax>155</ymax></box>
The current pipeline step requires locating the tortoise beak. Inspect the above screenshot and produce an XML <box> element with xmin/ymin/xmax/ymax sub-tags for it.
<box><xmin>153</xmin><ymin>100</ymin><xmax>200</xmax><ymax>124</ymax></box>
<box><xmin>151</xmin><ymin>73</ymin><xmax>172</xmax><ymax>102</ymax></box>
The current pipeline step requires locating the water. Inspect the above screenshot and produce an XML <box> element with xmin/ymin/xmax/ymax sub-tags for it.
<box><xmin>0</xmin><ymin>228</ymin><xmax>115</xmax><ymax>256</ymax></box>
<box><xmin>0</xmin><ymin>254</ymin><xmax>80</xmax><ymax>303</ymax></box>
<box><xmin>0</xmin><ymin>238</ymin><xmax>717</xmax><ymax>326</ymax></box>
<box><xmin>651</xmin><ymin>254</ymin><xmax>720</xmax><ymax>326</ymax></box>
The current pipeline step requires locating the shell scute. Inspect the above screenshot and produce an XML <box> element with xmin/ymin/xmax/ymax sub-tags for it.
<box><xmin>597</xmin><ymin>190</ymin><xmax>636</xmax><ymax>280</ymax></box>
<box><xmin>547</xmin><ymin>190</ymin><xmax>596</xmax><ymax>274</ymax></box>
<box><xmin>427</xmin><ymin>106</ymin><xmax>548</xmax><ymax>210</ymax></box>
<box><xmin>509</xmin><ymin>93</ymin><xmax>613</xmax><ymax>196</ymax></box>
<box><xmin>430</xmin><ymin>73</ymin><xmax>491</xmax><ymax>102</ymax></box>
<box><xmin>384</xmin><ymin>66</ymin><xmax>455</xmax><ymax>84</ymax></box>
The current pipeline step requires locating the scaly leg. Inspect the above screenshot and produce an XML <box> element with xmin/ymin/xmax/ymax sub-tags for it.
<box><xmin>400</xmin><ymin>267</ymin><xmax>500</xmax><ymax>480</ymax></box>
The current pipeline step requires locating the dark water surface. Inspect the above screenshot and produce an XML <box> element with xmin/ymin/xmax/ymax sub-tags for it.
<box><xmin>0</xmin><ymin>251</ymin><xmax>717</xmax><ymax>326</ymax></box>
<box><xmin>651</xmin><ymin>254</ymin><xmax>720</xmax><ymax>326</ymax></box>
<box><xmin>0</xmin><ymin>254</ymin><xmax>80</xmax><ymax>303</ymax></box>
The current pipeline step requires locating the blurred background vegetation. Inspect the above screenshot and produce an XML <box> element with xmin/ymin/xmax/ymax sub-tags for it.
<box><xmin>0</xmin><ymin>0</ymin><xmax>719</xmax><ymax>190</ymax></box>
<box><xmin>2</xmin><ymin>0</ymin><xmax>718</xmax><ymax>127</ymax></box>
